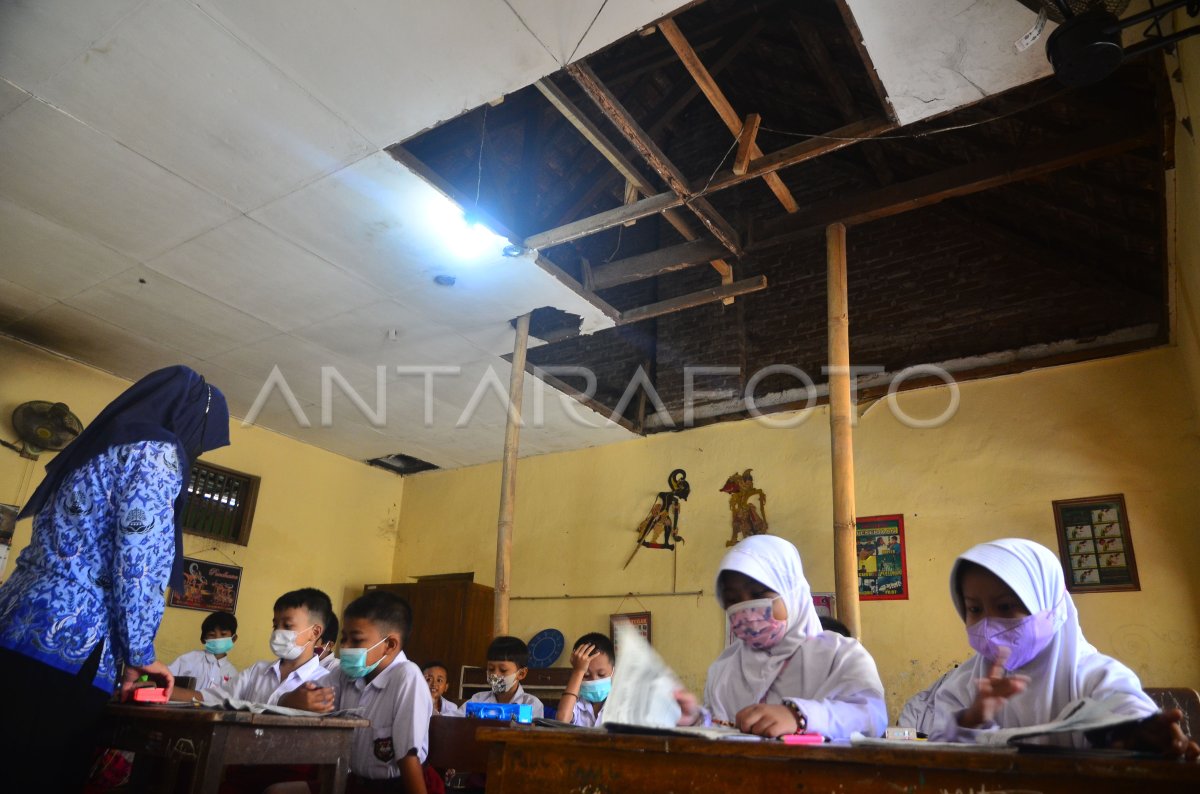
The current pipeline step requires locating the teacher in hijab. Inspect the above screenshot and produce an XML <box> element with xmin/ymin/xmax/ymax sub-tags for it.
<box><xmin>0</xmin><ymin>366</ymin><xmax>229</xmax><ymax>789</ymax></box>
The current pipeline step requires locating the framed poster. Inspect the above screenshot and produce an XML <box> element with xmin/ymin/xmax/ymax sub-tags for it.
<box><xmin>1053</xmin><ymin>494</ymin><xmax>1140</xmax><ymax>593</ymax></box>
<box><xmin>856</xmin><ymin>514</ymin><xmax>908</xmax><ymax>600</ymax></box>
<box><xmin>168</xmin><ymin>556</ymin><xmax>243</xmax><ymax>612</ymax></box>
<box><xmin>610</xmin><ymin>611</ymin><xmax>651</xmax><ymax>654</ymax></box>
<box><xmin>812</xmin><ymin>592</ymin><xmax>836</xmax><ymax>618</ymax></box>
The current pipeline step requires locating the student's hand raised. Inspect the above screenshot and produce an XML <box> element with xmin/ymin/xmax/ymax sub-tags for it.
<box><xmin>736</xmin><ymin>704</ymin><xmax>801</xmax><ymax>738</ymax></box>
<box><xmin>959</xmin><ymin>649</ymin><xmax>1029</xmax><ymax>729</ymax></box>
<box><xmin>1108</xmin><ymin>708</ymin><xmax>1200</xmax><ymax>760</ymax></box>
<box><xmin>279</xmin><ymin>682</ymin><xmax>335</xmax><ymax>713</ymax></box>
<box><xmin>570</xmin><ymin>643</ymin><xmax>599</xmax><ymax>673</ymax></box>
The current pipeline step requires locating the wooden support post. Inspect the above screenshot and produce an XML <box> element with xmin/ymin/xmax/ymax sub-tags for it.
<box><xmin>826</xmin><ymin>223</ymin><xmax>860</xmax><ymax>639</ymax></box>
<box><xmin>494</xmin><ymin>313</ymin><xmax>531</xmax><ymax>636</ymax></box>
<box><xmin>733</xmin><ymin>113</ymin><xmax>761</xmax><ymax>176</ymax></box>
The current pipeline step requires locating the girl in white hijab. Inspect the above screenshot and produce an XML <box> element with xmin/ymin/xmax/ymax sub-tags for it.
<box><xmin>928</xmin><ymin>538</ymin><xmax>1198</xmax><ymax>758</ymax></box>
<box><xmin>677</xmin><ymin>535</ymin><xmax>887</xmax><ymax>739</ymax></box>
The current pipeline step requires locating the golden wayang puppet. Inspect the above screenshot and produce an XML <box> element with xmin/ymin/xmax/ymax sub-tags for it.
<box><xmin>721</xmin><ymin>469</ymin><xmax>768</xmax><ymax>546</ymax></box>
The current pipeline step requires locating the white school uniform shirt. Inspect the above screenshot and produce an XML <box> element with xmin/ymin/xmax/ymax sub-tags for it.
<box><xmin>927</xmin><ymin>539</ymin><xmax>1157</xmax><ymax>746</ymax></box>
<box><xmin>333</xmin><ymin>650</ymin><xmax>433</xmax><ymax>778</ymax></box>
<box><xmin>466</xmin><ymin>684</ymin><xmax>545</xmax><ymax>718</ymax></box>
<box><xmin>704</xmin><ymin>535</ymin><xmax>888</xmax><ymax>739</ymax></box>
<box><xmin>200</xmin><ymin>655</ymin><xmax>330</xmax><ymax>706</ymax></box>
<box><xmin>570</xmin><ymin>698</ymin><xmax>605</xmax><ymax>727</ymax></box>
<box><xmin>168</xmin><ymin>649</ymin><xmax>238</xmax><ymax>691</ymax></box>
<box><xmin>435</xmin><ymin>697</ymin><xmax>461</xmax><ymax>716</ymax></box>
<box><xmin>320</xmin><ymin>654</ymin><xmax>341</xmax><ymax>672</ymax></box>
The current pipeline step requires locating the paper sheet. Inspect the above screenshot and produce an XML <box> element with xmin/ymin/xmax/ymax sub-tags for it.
<box><xmin>223</xmin><ymin>698</ymin><xmax>363</xmax><ymax>718</ymax></box>
<box><xmin>976</xmin><ymin>697</ymin><xmax>1141</xmax><ymax>746</ymax></box>
<box><xmin>602</xmin><ymin>620</ymin><xmax>683</xmax><ymax>728</ymax></box>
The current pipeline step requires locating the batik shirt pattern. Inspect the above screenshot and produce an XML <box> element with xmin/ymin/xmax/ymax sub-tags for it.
<box><xmin>0</xmin><ymin>441</ymin><xmax>182</xmax><ymax>692</ymax></box>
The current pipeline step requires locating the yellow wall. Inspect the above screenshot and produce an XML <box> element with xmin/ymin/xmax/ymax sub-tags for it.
<box><xmin>393</xmin><ymin>347</ymin><xmax>1200</xmax><ymax>719</ymax></box>
<box><xmin>1174</xmin><ymin>33</ymin><xmax>1200</xmax><ymax>414</ymax></box>
<box><xmin>0</xmin><ymin>335</ymin><xmax>403</xmax><ymax>671</ymax></box>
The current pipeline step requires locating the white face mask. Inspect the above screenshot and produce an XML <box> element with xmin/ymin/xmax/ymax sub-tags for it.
<box><xmin>487</xmin><ymin>672</ymin><xmax>518</xmax><ymax>694</ymax></box>
<box><xmin>270</xmin><ymin>626</ymin><xmax>314</xmax><ymax>661</ymax></box>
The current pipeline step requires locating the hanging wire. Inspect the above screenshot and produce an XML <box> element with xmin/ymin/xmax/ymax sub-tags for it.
<box><xmin>474</xmin><ymin>104</ymin><xmax>490</xmax><ymax>210</ymax></box>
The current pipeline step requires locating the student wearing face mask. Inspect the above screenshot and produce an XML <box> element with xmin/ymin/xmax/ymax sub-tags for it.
<box><xmin>675</xmin><ymin>535</ymin><xmax>887</xmax><ymax>739</ymax></box>
<box><xmin>168</xmin><ymin>610</ymin><xmax>239</xmax><ymax>689</ymax></box>
<box><xmin>556</xmin><ymin>633</ymin><xmax>615</xmax><ymax>726</ymax></box>
<box><xmin>316</xmin><ymin>613</ymin><xmax>341</xmax><ymax>672</ymax></box>
<box><xmin>172</xmin><ymin>587</ymin><xmax>334</xmax><ymax>710</ymax></box>
<box><xmin>464</xmin><ymin>636</ymin><xmax>545</xmax><ymax>718</ymax></box>
<box><xmin>926</xmin><ymin>539</ymin><xmax>1198</xmax><ymax>758</ymax></box>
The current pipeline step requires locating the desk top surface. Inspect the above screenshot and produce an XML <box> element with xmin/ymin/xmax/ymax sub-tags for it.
<box><xmin>477</xmin><ymin>726</ymin><xmax>1200</xmax><ymax>781</ymax></box>
<box><xmin>105</xmin><ymin>703</ymin><xmax>368</xmax><ymax>729</ymax></box>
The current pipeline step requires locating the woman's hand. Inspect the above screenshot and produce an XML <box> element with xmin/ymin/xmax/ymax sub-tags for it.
<box><xmin>570</xmin><ymin>643</ymin><xmax>598</xmax><ymax>673</ymax></box>
<box><xmin>1108</xmin><ymin>709</ymin><xmax>1200</xmax><ymax>760</ymax></box>
<box><xmin>959</xmin><ymin>652</ymin><xmax>1029</xmax><ymax>729</ymax></box>
<box><xmin>120</xmin><ymin>660</ymin><xmax>175</xmax><ymax>702</ymax></box>
<box><xmin>674</xmin><ymin>689</ymin><xmax>701</xmax><ymax>726</ymax></box>
<box><xmin>736</xmin><ymin>704</ymin><xmax>799</xmax><ymax>738</ymax></box>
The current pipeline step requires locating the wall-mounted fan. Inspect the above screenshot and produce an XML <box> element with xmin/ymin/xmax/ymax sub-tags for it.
<box><xmin>2</xmin><ymin>401</ymin><xmax>83</xmax><ymax>459</ymax></box>
<box><xmin>1015</xmin><ymin>0</ymin><xmax>1200</xmax><ymax>86</ymax></box>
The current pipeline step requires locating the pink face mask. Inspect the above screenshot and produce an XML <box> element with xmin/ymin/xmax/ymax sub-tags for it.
<box><xmin>966</xmin><ymin>601</ymin><xmax>1062</xmax><ymax>671</ymax></box>
<box><xmin>727</xmin><ymin>597</ymin><xmax>787</xmax><ymax>651</ymax></box>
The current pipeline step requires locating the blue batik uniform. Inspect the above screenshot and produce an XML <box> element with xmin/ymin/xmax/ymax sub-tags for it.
<box><xmin>0</xmin><ymin>441</ymin><xmax>183</xmax><ymax>692</ymax></box>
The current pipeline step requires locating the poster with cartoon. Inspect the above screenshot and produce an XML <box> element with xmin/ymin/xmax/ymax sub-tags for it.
<box><xmin>856</xmin><ymin>515</ymin><xmax>908</xmax><ymax>600</ymax></box>
<box><xmin>1053</xmin><ymin>494</ymin><xmax>1140</xmax><ymax>593</ymax></box>
<box><xmin>168</xmin><ymin>556</ymin><xmax>242</xmax><ymax>612</ymax></box>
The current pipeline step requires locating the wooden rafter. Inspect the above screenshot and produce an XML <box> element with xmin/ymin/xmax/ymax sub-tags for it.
<box><xmin>566</xmin><ymin>61</ymin><xmax>743</xmax><ymax>258</ymax></box>
<box><xmin>525</xmin><ymin>117</ymin><xmax>893</xmax><ymax>251</ymax></box>
<box><xmin>591</xmin><ymin>239</ymin><xmax>729</xmax><ymax>290</ymax></box>
<box><xmin>618</xmin><ymin>276</ymin><xmax>768</xmax><ymax>325</ymax></box>
<box><xmin>658</xmin><ymin>18</ymin><xmax>799</xmax><ymax>213</ymax></box>
<box><xmin>754</xmin><ymin>124</ymin><xmax>1157</xmax><ymax>247</ymax></box>
<box><xmin>733</xmin><ymin>113</ymin><xmax>761</xmax><ymax>176</ymax></box>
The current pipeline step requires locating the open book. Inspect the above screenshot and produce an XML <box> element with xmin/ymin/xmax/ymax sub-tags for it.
<box><xmin>602</xmin><ymin>621</ymin><xmax>763</xmax><ymax>742</ymax></box>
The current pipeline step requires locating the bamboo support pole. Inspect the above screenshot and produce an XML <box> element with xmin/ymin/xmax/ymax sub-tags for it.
<box><xmin>826</xmin><ymin>223</ymin><xmax>861</xmax><ymax>639</ymax></box>
<box><xmin>494</xmin><ymin>313</ymin><xmax>531</xmax><ymax>635</ymax></box>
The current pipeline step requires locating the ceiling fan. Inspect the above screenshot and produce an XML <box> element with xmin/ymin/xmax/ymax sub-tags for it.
<box><xmin>1015</xmin><ymin>0</ymin><xmax>1200</xmax><ymax>86</ymax></box>
<box><xmin>1</xmin><ymin>401</ymin><xmax>83</xmax><ymax>459</ymax></box>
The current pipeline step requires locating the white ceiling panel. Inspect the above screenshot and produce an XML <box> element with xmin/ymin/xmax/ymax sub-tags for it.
<box><xmin>254</xmin><ymin>152</ymin><xmax>615</xmax><ymax>334</ymax></box>
<box><xmin>63</xmin><ymin>265</ymin><xmax>278</xmax><ymax>359</ymax></box>
<box><xmin>571</xmin><ymin>0</ymin><xmax>689</xmax><ymax>63</ymax></box>
<box><xmin>503</xmin><ymin>0</ymin><xmax>607</xmax><ymax>65</ymax></box>
<box><xmin>147</xmin><ymin>217</ymin><xmax>379</xmax><ymax>332</ymax></box>
<box><xmin>0</xmin><ymin>279</ymin><xmax>56</xmax><ymax>328</ymax></box>
<box><xmin>0</xmin><ymin>0</ymin><xmax>145</xmax><ymax>88</ymax></box>
<box><xmin>0</xmin><ymin>99</ymin><xmax>237</xmax><ymax>260</ymax></box>
<box><xmin>196</xmin><ymin>0</ymin><xmax>561</xmax><ymax>148</ymax></box>
<box><xmin>7</xmin><ymin>303</ymin><xmax>201</xmax><ymax>382</ymax></box>
<box><xmin>0</xmin><ymin>197</ymin><xmax>137</xmax><ymax>299</ymax></box>
<box><xmin>0</xmin><ymin>78</ymin><xmax>30</xmax><ymax>118</ymax></box>
<box><xmin>188</xmin><ymin>359</ymin><xmax>292</xmax><ymax>421</ymax></box>
<box><xmin>844</xmin><ymin>0</ymin><xmax>1053</xmax><ymax>125</ymax></box>
<box><xmin>39</xmin><ymin>0</ymin><xmax>373</xmax><ymax>211</ymax></box>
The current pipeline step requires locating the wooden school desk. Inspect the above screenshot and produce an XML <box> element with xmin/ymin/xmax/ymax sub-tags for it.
<box><xmin>478</xmin><ymin>727</ymin><xmax>1200</xmax><ymax>794</ymax></box>
<box><xmin>97</xmin><ymin>703</ymin><xmax>367</xmax><ymax>794</ymax></box>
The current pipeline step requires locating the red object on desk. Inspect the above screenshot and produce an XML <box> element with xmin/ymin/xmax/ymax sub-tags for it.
<box><xmin>780</xmin><ymin>733</ymin><xmax>826</xmax><ymax>744</ymax></box>
<box><xmin>131</xmin><ymin>687</ymin><xmax>169</xmax><ymax>704</ymax></box>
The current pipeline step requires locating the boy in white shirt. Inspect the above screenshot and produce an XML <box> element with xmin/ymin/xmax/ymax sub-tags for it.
<box><xmin>464</xmin><ymin>636</ymin><xmax>545</xmax><ymax>718</ymax></box>
<box><xmin>423</xmin><ymin>660</ymin><xmax>460</xmax><ymax>716</ymax></box>
<box><xmin>167</xmin><ymin>611</ymin><xmax>238</xmax><ymax>690</ymax></box>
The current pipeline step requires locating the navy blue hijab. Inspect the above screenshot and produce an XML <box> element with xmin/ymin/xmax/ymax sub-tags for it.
<box><xmin>20</xmin><ymin>366</ymin><xmax>230</xmax><ymax>590</ymax></box>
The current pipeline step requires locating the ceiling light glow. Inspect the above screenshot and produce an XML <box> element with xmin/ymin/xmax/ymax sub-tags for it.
<box><xmin>425</xmin><ymin>194</ymin><xmax>509</xmax><ymax>261</ymax></box>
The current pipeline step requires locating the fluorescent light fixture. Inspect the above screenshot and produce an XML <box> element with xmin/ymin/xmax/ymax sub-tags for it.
<box><xmin>425</xmin><ymin>193</ymin><xmax>508</xmax><ymax>261</ymax></box>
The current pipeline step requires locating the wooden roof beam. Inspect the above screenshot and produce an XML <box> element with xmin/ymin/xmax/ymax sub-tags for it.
<box><xmin>754</xmin><ymin>123</ymin><xmax>1157</xmax><ymax>247</ymax></box>
<box><xmin>658</xmin><ymin>18</ymin><xmax>800</xmax><ymax>213</ymax></box>
<box><xmin>591</xmin><ymin>239</ymin><xmax>730</xmax><ymax>290</ymax></box>
<box><xmin>566</xmin><ymin>61</ymin><xmax>743</xmax><ymax>259</ymax></box>
<box><xmin>619</xmin><ymin>276</ymin><xmax>768</xmax><ymax>325</ymax></box>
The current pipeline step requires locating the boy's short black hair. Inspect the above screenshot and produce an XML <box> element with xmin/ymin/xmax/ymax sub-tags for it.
<box><xmin>201</xmin><ymin>611</ymin><xmax>237</xmax><ymax>635</ymax></box>
<box><xmin>819</xmin><ymin>616</ymin><xmax>851</xmax><ymax>637</ymax></box>
<box><xmin>274</xmin><ymin>588</ymin><xmax>333</xmax><ymax>631</ymax></box>
<box><xmin>486</xmin><ymin>635</ymin><xmax>528</xmax><ymax>668</ymax></box>
<box><xmin>422</xmin><ymin>660</ymin><xmax>449</xmax><ymax>675</ymax></box>
<box><xmin>321</xmin><ymin>613</ymin><xmax>340</xmax><ymax>644</ymax></box>
<box><xmin>574</xmin><ymin>632</ymin><xmax>615</xmax><ymax>664</ymax></box>
<box><xmin>344</xmin><ymin>590</ymin><xmax>413</xmax><ymax>643</ymax></box>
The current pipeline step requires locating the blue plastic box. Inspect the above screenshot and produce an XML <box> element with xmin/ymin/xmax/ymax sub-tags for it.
<box><xmin>463</xmin><ymin>701</ymin><xmax>534</xmax><ymax>724</ymax></box>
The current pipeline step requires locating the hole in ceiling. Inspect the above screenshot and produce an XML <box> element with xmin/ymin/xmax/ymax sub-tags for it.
<box><xmin>367</xmin><ymin>453</ymin><xmax>440</xmax><ymax>476</ymax></box>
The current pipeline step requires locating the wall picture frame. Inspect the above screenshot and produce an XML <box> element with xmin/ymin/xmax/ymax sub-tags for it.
<box><xmin>1052</xmin><ymin>494</ymin><xmax>1140</xmax><ymax>593</ymax></box>
<box><xmin>168</xmin><ymin>556</ymin><xmax>243</xmax><ymax>612</ymax></box>
<box><xmin>856</xmin><ymin>514</ymin><xmax>909</xmax><ymax>600</ymax></box>
<box><xmin>610</xmin><ymin>611</ymin><xmax>651</xmax><ymax>654</ymax></box>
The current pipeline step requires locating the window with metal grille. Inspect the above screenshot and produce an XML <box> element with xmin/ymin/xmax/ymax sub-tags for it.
<box><xmin>180</xmin><ymin>461</ymin><xmax>260</xmax><ymax>546</ymax></box>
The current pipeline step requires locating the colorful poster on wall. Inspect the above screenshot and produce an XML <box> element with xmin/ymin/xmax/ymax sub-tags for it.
<box><xmin>1053</xmin><ymin>494</ymin><xmax>1140</xmax><ymax>593</ymax></box>
<box><xmin>168</xmin><ymin>556</ymin><xmax>242</xmax><ymax>612</ymax></box>
<box><xmin>812</xmin><ymin>592</ymin><xmax>836</xmax><ymax>618</ymax></box>
<box><xmin>856</xmin><ymin>515</ymin><xmax>908</xmax><ymax>600</ymax></box>
<box><xmin>610</xmin><ymin>611</ymin><xmax>651</xmax><ymax>654</ymax></box>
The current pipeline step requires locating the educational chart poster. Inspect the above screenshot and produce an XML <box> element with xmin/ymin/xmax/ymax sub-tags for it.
<box><xmin>1053</xmin><ymin>494</ymin><xmax>1140</xmax><ymax>593</ymax></box>
<box><xmin>168</xmin><ymin>556</ymin><xmax>242</xmax><ymax>612</ymax></box>
<box><xmin>611</xmin><ymin>611</ymin><xmax>651</xmax><ymax>655</ymax></box>
<box><xmin>856</xmin><ymin>515</ymin><xmax>908</xmax><ymax>600</ymax></box>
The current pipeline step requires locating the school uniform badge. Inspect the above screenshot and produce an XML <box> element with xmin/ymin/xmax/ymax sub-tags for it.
<box><xmin>373</xmin><ymin>737</ymin><xmax>395</xmax><ymax>762</ymax></box>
